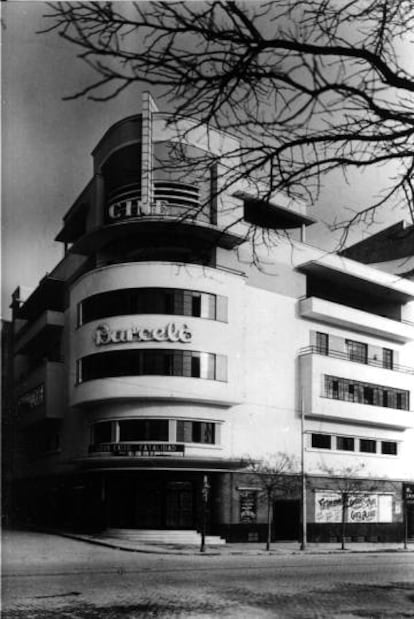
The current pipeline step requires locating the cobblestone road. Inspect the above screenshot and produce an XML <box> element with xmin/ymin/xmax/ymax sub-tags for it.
<box><xmin>3</xmin><ymin>531</ymin><xmax>414</xmax><ymax>618</ymax></box>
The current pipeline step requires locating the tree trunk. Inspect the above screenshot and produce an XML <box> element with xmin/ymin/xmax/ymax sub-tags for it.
<box><xmin>266</xmin><ymin>492</ymin><xmax>272</xmax><ymax>551</ymax></box>
<box><xmin>341</xmin><ymin>494</ymin><xmax>347</xmax><ymax>550</ymax></box>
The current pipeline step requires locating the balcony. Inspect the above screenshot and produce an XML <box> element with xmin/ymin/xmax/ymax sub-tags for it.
<box><xmin>299</xmin><ymin>346</ymin><xmax>414</xmax><ymax>375</ymax></box>
<box><xmin>299</xmin><ymin>351</ymin><xmax>413</xmax><ymax>430</ymax></box>
<box><xmin>15</xmin><ymin>361</ymin><xmax>64</xmax><ymax>427</ymax></box>
<box><xmin>14</xmin><ymin>310</ymin><xmax>64</xmax><ymax>355</ymax></box>
<box><xmin>299</xmin><ymin>297</ymin><xmax>414</xmax><ymax>343</ymax></box>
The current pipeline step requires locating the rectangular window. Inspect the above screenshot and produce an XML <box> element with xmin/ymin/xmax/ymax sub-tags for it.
<box><xmin>76</xmin><ymin>359</ymin><xmax>82</xmax><ymax>384</ymax></box>
<box><xmin>316</xmin><ymin>332</ymin><xmax>329</xmax><ymax>355</ymax></box>
<box><xmin>119</xmin><ymin>420</ymin><xmax>169</xmax><ymax>442</ymax></box>
<box><xmin>396</xmin><ymin>392</ymin><xmax>407</xmax><ymax>410</ymax></box>
<box><xmin>94</xmin><ymin>422</ymin><xmax>112</xmax><ymax>444</ymax></box>
<box><xmin>381</xmin><ymin>441</ymin><xmax>397</xmax><ymax>456</ymax></box>
<box><xmin>191</xmin><ymin>293</ymin><xmax>202</xmax><ymax>317</ymax></box>
<box><xmin>382</xmin><ymin>348</ymin><xmax>393</xmax><ymax>370</ymax></box>
<box><xmin>215</xmin><ymin>295</ymin><xmax>228</xmax><ymax>322</ymax></box>
<box><xmin>363</xmin><ymin>386</ymin><xmax>374</xmax><ymax>405</ymax></box>
<box><xmin>359</xmin><ymin>439</ymin><xmax>377</xmax><ymax>453</ymax></box>
<box><xmin>311</xmin><ymin>433</ymin><xmax>331</xmax><ymax>449</ymax></box>
<box><xmin>324</xmin><ymin>375</ymin><xmax>409</xmax><ymax>411</ymax></box>
<box><xmin>347</xmin><ymin>383</ymin><xmax>355</xmax><ymax>402</ymax></box>
<box><xmin>191</xmin><ymin>353</ymin><xmax>201</xmax><ymax>378</ymax></box>
<box><xmin>77</xmin><ymin>302</ymin><xmax>83</xmax><ymax>327</ymax></box>
<box><xmin>176</xmin><ymin>420</ymin><xmax>193</xmax><ymax>443</ymax></box>
<box><xmin>176</xmin><ymin>421</ymin><xmax>215</xmax><ymax>444</ymax></box>
<box><xmin>336</xmin><ymin>436</ymin><xmax>355</xmax><ymax>451</ymax></box>
<box><xmin>215</xmin><ymin>354</ymin><xmax>228</xmax><ymax>382</ymax></box>
<box><xmin>346</xmin><ymin>339</ymin><xmax>368</xmax><ymax>364</ymax></box>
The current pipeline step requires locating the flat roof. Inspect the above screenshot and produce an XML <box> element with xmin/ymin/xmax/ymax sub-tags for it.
<box><xmin>297</xmin><ymin>253</ymin><xmax>414</xmax><ymax>302</ymax></box>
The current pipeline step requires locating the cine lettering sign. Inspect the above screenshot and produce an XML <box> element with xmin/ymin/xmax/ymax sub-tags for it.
<box><xmin>95</xmin><ymin>322</ymin><xmax>192</xmax><ymax>346</ymax></box>
<box><xmin>107</xmin><ymin>199</ymin><xmax>168</xmax><ymax>221</ymax></box>
<box><xmin>90</xmin><ymin>443</ymin><xmax>185</xmax><ymax>457</ymax></box>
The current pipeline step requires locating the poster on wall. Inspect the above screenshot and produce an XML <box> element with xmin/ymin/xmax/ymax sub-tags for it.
<box><xmin>315</xmin><ymin>492</ymin><xmax>393</xmax><ymax>523</ymax></box>
<box><xmin>314</xmin><ymin>492</ymin><xmax>343</xmax><ymax>522</ymax></box>
<box><xmin>239</xmin><ymin>490</ymin><xmax>258</xmax><ymax>523</ymax></box>
<box><xmin>347</xmin><ymin>494</ymin><xmax>377</xmax><ymax>522</ymax></box>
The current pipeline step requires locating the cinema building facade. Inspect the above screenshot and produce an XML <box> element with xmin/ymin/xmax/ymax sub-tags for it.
<box><xmin>10</xmin><ymin>93</ymin><xmax>414</xmax><ymax>543</ymax></box>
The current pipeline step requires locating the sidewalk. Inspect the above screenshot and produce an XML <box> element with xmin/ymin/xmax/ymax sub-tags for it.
<box><xmin>57</xmin><ymin>530</ymin><xmax>414</xmax><ymax>556</ymax></box>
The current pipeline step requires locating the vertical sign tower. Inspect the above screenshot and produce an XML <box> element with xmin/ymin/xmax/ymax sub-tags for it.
<box><xmin>141</xmin><ymin>92</ymin><xmax>159</xmax><ymax>214</ymax></box>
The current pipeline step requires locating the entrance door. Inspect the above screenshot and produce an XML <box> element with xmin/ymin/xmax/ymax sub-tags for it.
<box><xmin>135</xmin><ymin>482</ymin><xmax>162</xmax><ymax>528</ymax></box>
<box><xmin>273</xmin><ymin>499</ymin><xmax>301</xmax><ymax>540</ymax></box>
<box><xmin>166</xmin><ymin>482</ymin><xmax>194</xmax><ymax>528</ymax></box>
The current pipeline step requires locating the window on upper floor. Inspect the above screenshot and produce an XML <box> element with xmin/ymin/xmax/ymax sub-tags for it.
<box><xmin>176</xmin><ymin>421</ymin><xmax>216</xmax><ymax>444</ymax></box>
<box><xmin>311</xmin><ymin>433</ymin><xmax>331</xmax><ymax>449</ymax></box>
<box><xmin>309</xmin><ymin>433</ymin><xmax>397</xmax><ymax>456</ymax></box>
<box><xmin>316</xmin><ymin>332</ymin><xmax>329</xmax><ymax>355</ymax></box>
<box><xmin>346</xmin><ymin>339</ymin><xmax>368</xmax><ymax>364</ymax></box>
<box><xmin>324</xmin><ymin>375</ymin><xmax>409</xmax><ymax>411</ymax></box>
<box><xmin>119</xmin><ymin>419</ymin><xmax>169</xmax><ymax>442</ymax></box>
<box><xmin>336</xmin><ymin>436</ymin><xmax>355</xmax><ymax>451</ymax></box>
<box><xmin>381</xmin><ymin>441</ymin><xmax>398</xmax><ymax>456</ymax></box>
<box><xmin>359</xmin><ymin>439</ymin><xmax>377</xmax><ymax>454</ymax></box>
<box><xmin>78</xmin><ymin>288</ymin><xmax>227</xmax><ymax>325</ymax></box>
<box><xmin>382</xmin><ymin>348</ymin><xmax>394</xmax><ymax>370</ymax></box>
<box><xmin>89</xmin><ymin>419</ymin><xmax>219</xmax><ymax>447</ymax></box>
<box><xmin>77</xmin><ymin>349</ymin><xmax>227</xmax><ymax>383</ymax></box>
<box><xmin>93</xmin><ymin>421</ymin><xmax>112</xmax><ymax>444</ymax></box>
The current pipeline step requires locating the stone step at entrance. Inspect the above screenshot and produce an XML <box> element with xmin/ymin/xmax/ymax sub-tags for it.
<box><xmin>102</xmin><ymin>528</ymin><xmax>226</xmax><ymax>545</ymax></box>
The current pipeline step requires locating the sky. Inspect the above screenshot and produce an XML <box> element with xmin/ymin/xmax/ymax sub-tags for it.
<box><xmin>1</xmin><ymin>1</ymin><xmax>411</xmax><ymax>320</ymax></box>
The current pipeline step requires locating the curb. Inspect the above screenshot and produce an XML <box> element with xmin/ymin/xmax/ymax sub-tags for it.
<box><xmin>50</xmin><ymin>531</ymin><xmax>414</xmax><ymax>557</ymax></box>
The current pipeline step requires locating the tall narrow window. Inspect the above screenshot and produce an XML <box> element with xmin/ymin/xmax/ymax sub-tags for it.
<box><xmin>363</xmin><ymin>386</ymin><xmax>374</xmax><ymax>404</ymax></box>
<box><xmin>382</xmin><ymin>348</ymin><xmax>393</xmax><ymax>370</ymax></box>
<box><xmin>316</xmin><ymin>332</ymin><xmax>329</xmax><ymax>355</ymax></box>
<box><xmin>346</xmin><ymin>339</ymin><xmax>368</xmax><ymax>364</ymax></box>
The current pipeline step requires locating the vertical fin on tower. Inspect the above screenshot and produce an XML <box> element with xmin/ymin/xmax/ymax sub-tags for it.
<box><xmin>141</xmin><ymin>92</ymin><xmax>159</xmax><ymax>214</ymax></box>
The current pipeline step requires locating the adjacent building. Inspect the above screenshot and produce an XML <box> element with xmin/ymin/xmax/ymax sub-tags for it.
<box><xmin>8</xmin><ymin>93</ymin><xmax>414</xmax><ymax>543</ymax></box>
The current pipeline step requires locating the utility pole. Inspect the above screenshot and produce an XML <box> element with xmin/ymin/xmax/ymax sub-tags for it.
<box><xmin>300</xmin><ymin>394</ymin><xmax>307</xmax><ymax>550</ymax></box>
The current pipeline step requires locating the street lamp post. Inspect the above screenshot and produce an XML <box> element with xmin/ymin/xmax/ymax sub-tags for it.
<box><xmin>200</xmin><ymin>475</ymin><xmax>210</xmax><ymax>553</ymax></box>
<box><xmin>300</xmin><ymin>394</ymin><xmax>307</xmax><ymax>551</ymax></box>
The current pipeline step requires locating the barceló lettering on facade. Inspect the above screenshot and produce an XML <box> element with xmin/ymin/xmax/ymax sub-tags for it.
<box><xmin>95</xmin><ymin>322</ymin><xmax>192</xmax><ymax>346</ymax></box>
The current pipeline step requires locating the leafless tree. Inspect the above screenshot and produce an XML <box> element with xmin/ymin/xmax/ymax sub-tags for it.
<box><xmin>243</xmin><ymin>453</ymin><xmax>298</xmax><ymax>550</ymax></box>
<box><xmin>42</xmin><ymin>1</ymin><xmax>414</xmax><ymax>245</ymax></box>
<box><xmin>319</xmin><ymin>464</ymin><xmax>379</xmax><ymax>550</ymax></box>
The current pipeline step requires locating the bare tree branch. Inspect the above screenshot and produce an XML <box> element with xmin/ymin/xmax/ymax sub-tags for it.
<box><xmin>41</xmin><ymin>0</ymin><xmax>414</xmax><ymax>242</ymax></box>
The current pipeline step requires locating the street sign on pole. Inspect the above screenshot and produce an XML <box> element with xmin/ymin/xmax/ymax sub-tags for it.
<box><xmin>200</xmin><ymin>475</ymin><xmax>210</xmax><ymax>553</ymax></box>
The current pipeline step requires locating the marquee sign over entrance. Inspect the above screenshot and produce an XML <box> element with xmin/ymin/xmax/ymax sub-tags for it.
<box><xmin>95</xmin><ymin>322</ymin><xmax>192</xmax><ymax>345</ymax></box>
<box><xmin>89</xmin><ymin>443</ymin><xmax>185</xmax><ymax>457</ymax></box>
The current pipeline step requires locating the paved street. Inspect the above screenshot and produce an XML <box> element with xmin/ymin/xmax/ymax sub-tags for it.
<box><xmin>3</xmin><ymin>531</ymin><xmax>414</xmax><ymax>618</ymax></box>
